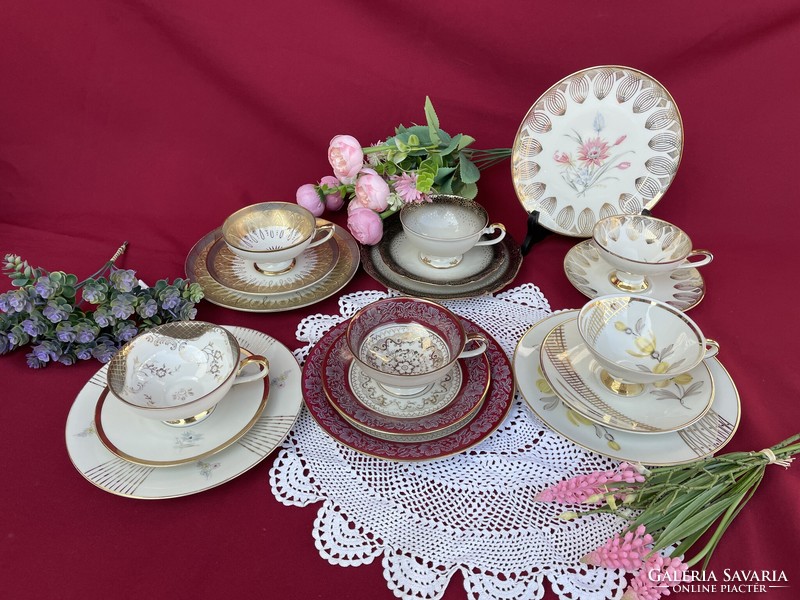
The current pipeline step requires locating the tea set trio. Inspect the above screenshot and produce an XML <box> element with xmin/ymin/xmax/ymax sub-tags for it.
<box><xmin>65</xmin><ymin>66</ymin><xmax>740</xmax><ymax>498</ymax></box>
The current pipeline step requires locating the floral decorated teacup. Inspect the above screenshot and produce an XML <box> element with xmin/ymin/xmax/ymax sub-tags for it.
<box><xmin>222</xmin><ymin>202</ymin><xmax>335</xmax><ymax>275</ymax></box>
<box><xmin>107</xmin><ymin>321</ymin><xmax>269</xmax><ymax>425</ymax></box>
<box><xmin>399</xmin><ymin>195</ymin><xmax>505</xmax><ymax>269</ymax></box>
<box><xmin>345</xmin><ymin>297</ymin><xmax>487</xmax><ymax>396</ymax></box>
<box><xmin>576</xmin><ymin>295</ymin><xmax>719</xmax><ymax>396</ymax></box>
<box><xmin>592</xmin><ymin>215</ymin><xmax>713</xmax><ymax>292</ymax></box>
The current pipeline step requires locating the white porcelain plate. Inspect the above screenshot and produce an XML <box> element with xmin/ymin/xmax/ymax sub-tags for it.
<box><xmin>540</xmin><ymin>318</ymin><xmax>714</xmax><ymax>434</ymax></box>
<box><xmin>512</xmin><ymin>66</ymin><xmax>683</xmax><ymax>236</ymax></box>
<box><xmin>514</xmin><ymin>311</ymin><xmax>740</xmax><ymax>466</ymax></box>
<box><xmin>65</xmin><ymin>326</ymin><xmax>303</xmax><ymax>499</ymax></box>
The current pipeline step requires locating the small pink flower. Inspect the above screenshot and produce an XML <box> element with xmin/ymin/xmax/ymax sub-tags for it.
<box><xmin>347</xmin><ymin>207</ymin><xmax>383</xmax><ymax>245</ymax></box>
<box><xmin>614</xmin><ymin>135</ymin><xmax>628</xmax><ymax>146</ymax></box>
<box><xmin>578</xmin><ymin>137</ymin><xmax>611</xmax><ymax>167</ymax></box>
<box><xmin>296</xmin><ymin>183</ymin><xmax>325</xmax><ymax>217</ymax></box>
<box><xmin>391</xmin><ymin>172</ymin><xmax>428</xmax><ymax>204</ymax></box>
<box><xmin>616</xmin><ymin>162</ymin><xmax>632</xmax><ymax>170</ymax></box>
<box><xmin>355</xmin><ymin>172</ymin><xmax>390</xmax><ymax>212</ymax></box>
<box><xmin>328</xmin><ymin>135</ymin><xmax>364</xmax><ymax>184</ymax></box>
<box><xmin>622</xmin><ymin>554</ymin><xmax>688</xmax><ymax>600</ymax></box>
<box><xmin>582</xmin><ymin>525</ymin><xmax>654</xmax><ymax>571</ymax></box>
<box><xmin>553</xmin><ymin>151</ymin><xmax>572</xmax><ymax>164</ymax></box>
<box><xmin>319</xmin><ymin>175</ymin><xmax>344</xmax><ymax>211</ymax></box>
<box><xmin>535</xmin><ymin>463</ymin><xmax>645</xmax><ymax>504</ymax></box>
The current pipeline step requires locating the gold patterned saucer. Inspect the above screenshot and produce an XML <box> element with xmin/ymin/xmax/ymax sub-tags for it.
<box><xmin>185</xmin><ymin>219</ymin><xmax>360</xmax><ymax>312</ymax></box>
<box><xmin>206</xmin><ymin>234</ymin><xmax>339</xmax><ymax>295</ymax></box>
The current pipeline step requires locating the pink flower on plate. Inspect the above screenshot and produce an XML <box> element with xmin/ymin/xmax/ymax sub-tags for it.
<box><xmin>347</xmin><ymin>207</ymin><xmax>383</xmax><ymax>245</ymax></box>
<box><xmin>319</xmin><ymin>175</ymin><xmax>344</xmax><ymax>211</ymax></box>
<box><xmin>553</xmin><ymin>151</ymin><xmax>573</xmax><ymax>164</ymax></box>
<box><xmin>614</xmin><ymin>135</ymin><xmax>628</xmax><ymax>146</ymax></box>
<box><xmin>391</xmin><ymin>172</ymin><xmax>429</xmax><ymax>204</ymax></box>
<box><xmin>616</xmin><ymin>162</ymin><xmax>632</xmax><ymax>170</ymax></box>
<box><xmin>296</xmin><ymin>183</ymin><xmax>325</xmax><ymax>217</ymax></box>
<box><xmin>578</xmin><ymin>137</ymin><xmax>611</xmax><ymax>167</ymax></box>
<box><xmin>622</xmin><ymin>554</ymin><xmax>689</xmax><ymax>600</ymax></box>
<box><xmin>582</xmin><ymin>525</ymin><xmax>654</xmax><ymax>571</ymax></box>
<box><xmin>355</xmin><ymin>171</ymin><xmax>390</xmax><ymax>212</ymax></box>
<box><xmin>328</xmin><ymin>135</ymin><xmax>364</xmax><ymax>184</ymax></box>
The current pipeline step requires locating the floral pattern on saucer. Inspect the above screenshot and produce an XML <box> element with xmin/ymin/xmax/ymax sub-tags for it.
<box><xmin>564</xmin><ymin>240</ymin><xmax>705</xmax><ymax>311</ymax></box>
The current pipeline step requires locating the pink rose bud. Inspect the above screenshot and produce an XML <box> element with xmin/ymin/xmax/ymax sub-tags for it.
<box><xmin>328</xmin><ymin>135</ymin><xmax>364</xmax><ymax>184</ymax></box>
<box><xmin>553</xmin><ymin>151</ymin><xmax>571</xmax><ymax>164</ymax></box>
<box><xmin>319</xmin><ymin>175</ymin><xmax>344</xmax><ymax>211</ymax></box>
<box><xmin>616</xmin><ymin>162</ymin><xmax>631</xmax><ymax>170</ymax></box>
<box><xmin>347</xmin><ymin>207</ymin><xmax>383</xmax><ymax>245</ymax></box>
<box><xmin>296</xmin><ymin>183</ymin><xmax>325</xmax><ymax>216</ymax></box>
<box><xmin>354</xmin><ymin>173</ymin><xmax>390</xmax><ymax>212</ymax></box>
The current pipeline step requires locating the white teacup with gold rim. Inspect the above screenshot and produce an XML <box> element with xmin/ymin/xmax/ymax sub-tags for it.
<box><xmin>345</xmin><ymin>297</ymin><xmax>487</xmax><ymax>397</ymax></box>
<box><xmin>399</xmin><ymin>195</ymin><xmax>505</xmax><ymax>269</ymax></box>
<box><xmin>576</xmin><ymin>295</ymin><xmax>719</xmax><ymax>396</ymax></box>
<box><xmin>222</xmin><ymin>202</ymin><xmax>335</xmax><ymax>275</ymax></box>
<box><xmin>592</xmin><ymin>215</ymin><xmax>713</xmax><ymax>293</ymax></box>
<box><xmin>107</xmin><ymin>321</ymin><xmax>269</xmax><ymax>425</ymax></box>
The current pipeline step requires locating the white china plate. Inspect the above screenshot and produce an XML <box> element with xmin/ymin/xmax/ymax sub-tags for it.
<box><xmin>65</xmin><ymin>327</ymin><xmax>303</xmax><ymax>499</ymax></box>
<box><xmin>514</xmin><ymin>311</ymin><xmax>740</xmax><ymax>466</ymax></box>
<box><xmin>96</xmin><ymin>361</ymin><xmax>269</xmax><ymax>466</ymax></box>
<box><xmin>539</xmin><ymin>318</ymin><xmax>713</xmax><ymax>434</ymax></box>
<box><xmin>511</xmin><ymin>66</ymin><xmax>683</xmax><ymax>236</ymax></box>
<box><xmin>564</xmin><ymin>239</ymin><xmax>705</xmax><ymax>311</ymax></box>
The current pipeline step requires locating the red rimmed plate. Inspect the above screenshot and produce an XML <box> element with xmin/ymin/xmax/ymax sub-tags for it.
<box><xmin>303</xmin><ymin>317</ymin><xmax>514</xmax><ymax>461</ymax></box>
<box><xmin>322</xmin><ymin>327</ymin><xmax>491</xmax><ymax>437</ymax></box>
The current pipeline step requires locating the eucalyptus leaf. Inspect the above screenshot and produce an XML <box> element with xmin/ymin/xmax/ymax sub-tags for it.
<box><xmin>459</xmin><ymin>154</ymin><xmax>481</xmax><ymax>184</ymax></box>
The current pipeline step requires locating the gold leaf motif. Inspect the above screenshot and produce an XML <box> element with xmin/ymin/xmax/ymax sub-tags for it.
<box><xmin>635</xmin><ymin>177</ymin><xmax>662</xmax><ymax>200</ymax></box>
<box><xmin>599</xmin><ymin>203</ymin><xmax>617</xmax><ymax>220</ymax></box>
<box><xmin>525</xmin><ymin>111</ymin><xmax>552</xmax><ymax>134</ymax></box>
<box><xmin>539</xmin><ymin>196</ymin><xmax>557</xmax><ymax>215</ymax></box>
<box><xmin>569</xmin><ymin>75</ymin><xmax>590</xmax><ymax>103</ymax></box>
<box><xmin>618</xmin><ymin>193</ymin><xmax>642</xmax><ymax>214</ymax></box>
<box><xmin>522</xmin><ymin>182</ymin><xmax>546</xmax><ymax>201</ymax></box>
<box><xmin>577</xmin><ymin>208</ymin><xmax>595</xmax><ymax>235</ymax></box>
<box><xmin>556</xmin><ymin>206</ymin><xmax>575</xmax><ymax>230</ymax></box>
<box><xmin>645</xmin><ymin>109</ymin><xmax>675</xmax><ymax>131</ymax></box>
<box><xmin>518</xmin><ymin>136</ymin><xmax>542</xmax><ymax>157</ymax></box>
<box><xmin>648</xmin><ymin>132</ymin><xmax>680</xmax><ymax>152</ymax></box>
<box><xmin>645</xmin><ymin>156</ymin><xmax>676</xmax><ymax>177</ymax></box>
<box><xmin>543</xmin><ymin>89</ymin><xmax>567</xmax><ymax>116</ymax></box>
<box><xmin>592</xmin><ymin>68</ymin><xmax>616</xmax><ymax>100</ymax></box>
<box><xmin>616</xmin><ymin>72</ymin><xmax>642</xmax><ymax>103</ymax></box>
<box><xmin>633</xmin><ymin>87</ymin><xmax>658</xmax><ymax>113</ymax></box>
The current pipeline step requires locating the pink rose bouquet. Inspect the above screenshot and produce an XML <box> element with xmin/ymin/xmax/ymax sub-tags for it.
<box><xmin>295</xmin><ymin>97</ymin><xmax>510</xmax><ymax>245</ymax></box>
<box><xmin>536</xmin><ymin>434</ymin><xmax>799</xmax><ymax>599</ymax></box>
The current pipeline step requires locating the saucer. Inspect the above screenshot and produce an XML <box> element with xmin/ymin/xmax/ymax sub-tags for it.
<box><xmin>540</xmin><ymin>318</ymin><xmax>714</xmax><ymax>434</ymax></box>
<box><xmin>96</xmin><ymin>363</ymin><xmax>270</xmax><ymax>467</ymax></box>
<box><xmin>322</xmin><ymin>329</ymin><xmax>491</xmax><ymax>437</ymax></box>
<box><xmin>66</xmin><ymin>326</ymin><xmax>303</xmax><ymax>499</ymax></box>
<box><xmin>185</xmin><ymin>219</ymin><xmax>360</xmax><ymax>312</ymax></box>
<box><xmin>511</xmin><ymin>66</ymin><xmax>682</xmax><ymax>237</ymax></box>
<box><xmin>377</xmin><ymin>218</ymin><xmax>503</xmax><ymax>286</ymax></box>
<box><xmin>514</xmin><ymin>311</ymin><xmax>740</xmax><ymax>466</ymax></box>
<box><xmin>303</xmin><ymin>316</ymin><xmax>514</xmax><ymax>461</ymax></box>
<box><xmin>361</xmin><ymin>226</ymin><xmax>522</xmax><ymax>300</ymax></box>
<box><xmin>206</xmin><ymin>233</ymin><xmax>339</xmax><ymax>295</ymax></box>
<box><xmin>564</xmin><ymin>240</ymin><xmax>705</xmax><ymax>311</ymax></box>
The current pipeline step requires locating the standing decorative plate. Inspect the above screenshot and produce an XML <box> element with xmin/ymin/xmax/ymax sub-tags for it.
<box><xmin>511</xmin><ymin>66</ymin><xmax>683</xmax><ymax>236</ymax></box>
<box><xmin>514</xmin><ymin>311</ymin><xmax>740</xmax><ymax>466</ymax></box>
<box><xmin>185</xmin><ymin>220</ymin><xmax>359</xmax><ymax>312</ymax></box>
<box><xmin>65</xmin><ymin>327</ymin><xmax>303</xmax><ymax>499</ymax></box>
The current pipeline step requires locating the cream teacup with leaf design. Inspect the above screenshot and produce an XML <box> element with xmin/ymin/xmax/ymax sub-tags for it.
<box><xmin>592</xmin><ymin>215</ymin><xmax>712</xmax><ymax>292</ymax></box>
<box><xmin>576</xmin><ymin>295</ymin><xmax>719</xmax><ymax>396</ymax></box>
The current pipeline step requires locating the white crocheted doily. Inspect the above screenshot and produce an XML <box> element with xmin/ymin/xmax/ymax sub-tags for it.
<box><xmin>269</xmin><ymin>284</ymin><xmax>628</xmax><ymax>600</ymax></box>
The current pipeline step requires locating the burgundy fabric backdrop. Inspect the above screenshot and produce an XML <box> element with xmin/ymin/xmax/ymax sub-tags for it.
<box><xmin>1</xmin><ymin>1</ymin><xmax>799</xmax><ymax>599</ymax></box>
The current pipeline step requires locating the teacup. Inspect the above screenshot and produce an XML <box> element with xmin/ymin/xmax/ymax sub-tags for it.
<box><xmin>592</xmin><ymin>215</ymin><xmax>713</xmax><ymax>292</ymax></box>
<box><xmin>345</xmin><ymin>297</ymin><xmax>487</xmax><ymax>396</ymax></box>
<box><xmin>222</xmin><ymin>202</ymin><xmax>335</xmax><ymax>275</ymax></box>
<box><xmin>399</xmin><ymin>195</ymin><xmax>505</xmax><ymax>269</ymax></box>
<box><xmin>107</xmin><ymin>322</ymin><xmax>269</xmax><ymax>425</ymax></box>
<box><xmin>577</xmin><ymin>295</ymin><xmax>719</xmax><ymax>396</ymax></box>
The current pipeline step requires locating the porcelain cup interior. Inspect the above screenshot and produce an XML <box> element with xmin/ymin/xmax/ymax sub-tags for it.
<box><xmin>399</xmin><ymin>195</ymin><xmax>506</xmax><ymax>269</ymax></box>
<box><xmin>576</xmin><ymin>295</ymin><xmax>719</xmax><ymax>395</ymax></box>
<box><xmin>592</xmin><ymin>215</ymin><xmax>713</xmax><ymax>292</ymax></box>
<box><xmin>107</xmin><ymin>321</ymin><xmax>269</xmax><ymax>425</ymax></box>
<box><xmin>345</xmin><ymin>297</ymin><xmax>487</xmax><ymax>396</ymax></box>
<box><xmin>222</xmin><ymin>201</ymin><xmax>335</xmax><ymax>275</ymax></box>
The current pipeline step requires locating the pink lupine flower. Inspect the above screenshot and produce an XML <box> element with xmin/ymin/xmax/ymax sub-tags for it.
<box><xmin>296</xmin><ymin>184</ymin><xmax>325</xmax><ymax>216</ymax></box>
<box><xmin>622</xmin><ymin>554</ymin><xmax>689</xmax><ymax>600</ymax></box>
<box><xmin>582</xmin><ymin>525</ymin><xmax>654</xmax><ymax>571</ymax></box>
<box><xmin>319</xmin><ymin>175</ymin><xmax>344</xmax><ymax>211</ymax></box>
<box><xmin>391</xmin><ymin>172</ymin><xmax>429</xmax><ymax>204</ymax></box>
<box><xmin>553</xmin><ymin>150</ymin><xmax>572</xmax><ymax>164</ymax></box>
<box><xmin>614</xmin><ymin>135</ymin><xmax>628</xmax><ymax>146</ymax></box>
<box><xmin>354</xmin><ymin>171</ymin><xmax>390</xmax><ymax>212</ymax></box>
<box><xmin>616</xmin><ymin>162</ymin><xmax>632</xmax><ymax>170</ymax></box>
<box><xmin>578</xmin><ymin>137</ymin><xmax>611</xmax><ymax>166</ymax></box>
<box><xmin>328</xmin><ymin>135</ymin><xmax>364</xmax><ymax>184</ymax></box>
<box><xmin>535</xmin><ymin>463</ymin><xmax>645</xmax><ymax>504</ymax></box>
<box><xmin>347</xmin><ymin>207</ymin><xmax>383</xmax><ymax>245</ymax></box>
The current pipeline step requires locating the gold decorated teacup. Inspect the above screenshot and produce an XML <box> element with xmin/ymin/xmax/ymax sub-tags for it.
<box><xmin>592</xmin><ymin>215</ymin><xmax>713</xmax><ymax>292</ymax></box>
<box><xmin>399</xmin><ymin>195</ymin><xmax>505</xmax><ymax>269</ymax></box>
<box><xmin>345</xmin><ymin>297</ymin><xmax>487</xmax><ymax>396</ymax></box>
<box><xmin>107</xmin><ymin>321</ymin><xmax>269</xmax><ymax>425</ymax></box>
<box><xmin>576</xmin><ymin>295</ymin><xmax>719</xmax><ymax>396</ymax></box>
<box><xmin>222</xmin><ymin>202</ymin><xmax>335</xmax><ymax>275</ymax></box>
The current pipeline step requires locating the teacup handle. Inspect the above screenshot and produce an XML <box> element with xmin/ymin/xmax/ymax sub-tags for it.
<box><xmin>474</xmin><ymin>223</ymin><xmax>506</xmax><ymax>247</ymax></box>
<box><xmin>233</xmin><ymin>355</ymin><xmax>270</xmax><ymax>384</ymax></box>
<box><xmin>703</xmin><ymin>339</ymin><xmax>720</xmax><ymax>359</ymax></box>
<box><xmin>682</xmin><ymin>249</ymin><xmax>713</xmax><ymax>268</ymax></box>
<box><xmin>458</xmin><ymin>332</ymin><xmax>488</xmax><ymax>359</ymax></box>
<box><xmin>307</xmin><ymin>224</ymin><xmax>335</xmax><ymax>249</ymax></box>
